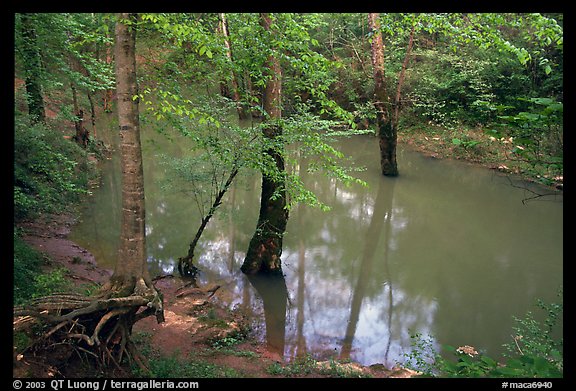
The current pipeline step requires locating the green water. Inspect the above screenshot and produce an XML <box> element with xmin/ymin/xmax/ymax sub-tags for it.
<box><xmin>70</xmin><ymin>118</ymin><xmax>563</xmax><ymax>367</ymax></box>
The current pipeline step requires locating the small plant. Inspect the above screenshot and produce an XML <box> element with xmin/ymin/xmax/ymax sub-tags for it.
<box><xmin>210</xmin><ymin>329</ymin><xmax>248</xmax><ymax>350</ymax></box>
<box><xmin>452</xmin><ymin>137</ymin><xmax>482</xmax><ymax>150</ymax></box>
<box><xmin>133</xmin><ymin>353</ymin><xmax>240</xmax><ymax>378</ymax></box>
<box><xmin>31</xmin><ymin>268</ymin><xmax>70</xmax><ymax>299</ymax></box>
<box><xmin>402</xmin><ymin>291</ymin><xmax>563</xmax><ymax>378</ymax></box>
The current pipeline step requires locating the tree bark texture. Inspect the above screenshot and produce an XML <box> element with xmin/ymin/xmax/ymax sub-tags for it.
<box><xmin>241</xmin><ymin>13</ymin><xmax>289</xmax><ymax>275</ymax></box>
<box><xmin>112</xmin><ymin>13</ymin><xmax>155</xmax><ymax>295</ymax></box>
<box><xmin>368</xmin><ymin>13</ymin><xmax>398</xmax><ymax>177</ymax></box>
<box><xmin>19</xmin><ymin>13</ymin><xmax>46</xmax><ymax>124</ymax></box>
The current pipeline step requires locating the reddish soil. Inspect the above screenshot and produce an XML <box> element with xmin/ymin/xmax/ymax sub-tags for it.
<box><xmin>14</xmin><ymin>213</ymin><xmax>418</xmax><ymax>379</ymax></box>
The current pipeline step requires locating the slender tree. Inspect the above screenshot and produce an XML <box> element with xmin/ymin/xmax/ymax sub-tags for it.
<box><xmin>217</xmin><ymin>13</ymin><xmax>247</xmax><ymax>119</ymax></box>
<box><xmin>241</xmin><ymin>13</ymin><xmax>289</xmax><ymax>275</ymax></box>
<box><xmin>18</xmin><ymin>13</ymin><xmax>46</xmax><ymax>123</ymax></box>
<box><xmin>109</xmin><ymin>13</ymin><xmax>157</xmax><ymax>298</ymax></box>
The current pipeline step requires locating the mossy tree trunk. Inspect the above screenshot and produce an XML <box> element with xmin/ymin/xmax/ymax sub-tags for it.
<box><xmin>241</xmin><ymin>13</ymin><xmax>289</xmax><ymax>275</ymax></box>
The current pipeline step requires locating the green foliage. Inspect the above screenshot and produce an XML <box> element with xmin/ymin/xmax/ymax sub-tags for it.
<box><xmin>503</xmin><ymin>289</ymin><xmax>563</xmax><ymax>373</ymax></box>
<box><xmin>31</xmin><ymin>268</ymin><xmax>70</xmax><ymax>299</ymax></box>
<box><xmin>402</xmin><ymin>292</ymin><xmax>563</xmax><ymax>378</ymax></box>
<box><xmin>496</xmin><ymin>96</ymin><xmax>563</xmax><ymax>183</ymax></box>
<box><xmin>14</xmin><ymin>116</ymin><xmax>91</xmax><ymax>220</ymax></box>
<box><xmin>14</xmin><ymin>233</ymin><xmax>73</xmax><ymax>305</ymax></box>
<box><xmin>13</xmin><ymin>233</ymin><xmax>45</xmax><ymax>305</ymax></box>
<box><xmin>266</xmin><ymin>354</ymin><xmax>369</xmax><ymax>377</ymax></box>
<box><xmin>266</xmin><ymin>354</ymin><xmax>318</xmax><ymax>376</ymax></box>
<box><xmin>133</xmin><ymin>353</ymin><xmax>240</xmax><ymax>378</ymax></box>
<box><xmin>14</xmin><ymin>13</ymin><xmax>115</xmax><ymax>108</ymax></box>
<box><xmin>210</xmin><ymin>327</ymin><xmax>249</xmax><ymax>350</ymax></box>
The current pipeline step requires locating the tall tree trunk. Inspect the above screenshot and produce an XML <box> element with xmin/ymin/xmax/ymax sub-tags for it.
<box><xmin>110</xmin><ymin>13</ymin><xmax>156</xmax><ymax>295</ymax></box>
<box><xmin>393</xmin><ymin>21</ymin><xmax>415</xmax><ymax>128</ymax></box>
<box><xmin>368</xmin><ymin>13</ymin><xmax>398</xmax><ymax>177</ymax></box>
<box><xmin>87</xmin><ymin>91</ymin><xmax>97</xmax><ymax>139</ymax></box>
<box><xmin>19</xmin><ymin>13</ymin><xmax>46</xmax><ymax>124</ymax></box>
<box><xmin>241</xmin><ymin>13</ymin><xmax>288</xmax><ymax>275</ymax></box>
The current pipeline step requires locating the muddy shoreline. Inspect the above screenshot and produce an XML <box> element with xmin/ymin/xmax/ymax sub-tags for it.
<box><xmin>14</xmin><ymin>211</ymin><xmax>417</xmax><ymax>378</ymax></box>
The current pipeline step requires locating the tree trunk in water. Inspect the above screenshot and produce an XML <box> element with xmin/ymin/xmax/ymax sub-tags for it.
<box><xmin>241</xmin><ymin>13</ymin><xmax>288</xmax><ymax>275</ymax></box>
<box><xmin>19</xmin><ymin>13</ymin><xmax>46</xmax><ymax>124</ymax></box>
<box><xmin>178</xmin><ymin>166</ymin><xmax>239</xmax><ymax>277</ymax></box>
<box><xmin>368</xmin><ymin>13</ymin><xmax>398</xmax><ymax>177</ymax></box>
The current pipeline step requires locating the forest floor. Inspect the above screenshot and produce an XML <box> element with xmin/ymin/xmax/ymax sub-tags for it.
<box><xmin>13</xmin><ymin>213</ymin><xmax>418</xmax><ymax>379</ymax></box>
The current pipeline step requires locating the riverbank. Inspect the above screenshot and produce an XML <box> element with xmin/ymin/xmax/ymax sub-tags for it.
<box><xmin>13</xmin><ymin>212</ymin><xmax>418</xmax><ymax>378</ymax></box>
<box><xmin>399</xmin><ymin>126</ymin><xmax>563</xmax><ymax>191</ymax></box>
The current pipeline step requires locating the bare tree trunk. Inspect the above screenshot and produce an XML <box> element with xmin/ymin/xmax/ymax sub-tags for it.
<box><xmin>71</xmin><ymin>84</ymin><xmax>89</xmax><ymax>148</ymax></box>
<box><xmin>368</xmin><ymin>13</ymin><xmax>398</xmax><ymax>177</ymax></box>
<box><xmin>111</xmin><ymin>13</ymin><xmax>157</xmax><ymax>296</ymax></box>
<box><xmin>241</xmin><ymin>13</ymin><xmax>288</xmax><ymax>275</ymax></box>
<box><xmin>19</xmin><ymin>13</ymin><xmax>46</xmax><ymax>124</ymax></box>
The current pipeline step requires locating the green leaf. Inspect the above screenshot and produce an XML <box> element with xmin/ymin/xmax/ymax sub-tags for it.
<box><xmin>480</xmin><ymin>356</ymin><xmax>498</xmax><ymax>367</ymax></box>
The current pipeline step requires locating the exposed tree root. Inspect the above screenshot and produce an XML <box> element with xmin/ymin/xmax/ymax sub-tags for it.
<box><xmin>13</xmin><ymin>281</ymin><xmax>163</xmax><ymax>374</ymax></box>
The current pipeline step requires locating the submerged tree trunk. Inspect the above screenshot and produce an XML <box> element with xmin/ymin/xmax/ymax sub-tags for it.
<box><xmin>241</xmin><ymin>13</ymin><xmax>288</xmax><ymax>275</ymax></box>
<box><xmin>19</xmin><ymin>13</ymin><xmax>46</xmax><ymax>124</ymax></box>
<box><xmin>368</xmin><ymin>13</ymin><xmax>398</xmax><ymax>177</ymax></box>
<box><xmin>178</xmin><ymin>166</ymin><xmax>239</xmax><ymax>277</ymax></box>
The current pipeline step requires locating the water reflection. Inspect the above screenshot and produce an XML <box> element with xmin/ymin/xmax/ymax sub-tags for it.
<box><xmin>71</xmin><ymin>119</ymin><xmax>562</xmax><ymax>367</ymax></box>
<box><xmin>340</xmin><ymin>177</ymin><xmax>396</xmax><ymax>361</ymax></box>
<box><xmin>245</xmin><ymin>273</ymin><xmax>289</xmax><ymax>357</ymax></box>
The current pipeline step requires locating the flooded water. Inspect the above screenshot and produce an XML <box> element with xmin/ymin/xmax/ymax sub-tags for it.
<box><xmin>70</xmin><ymin>116</ymin><xmax>563</xmax><ymax>367</ymax></box>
